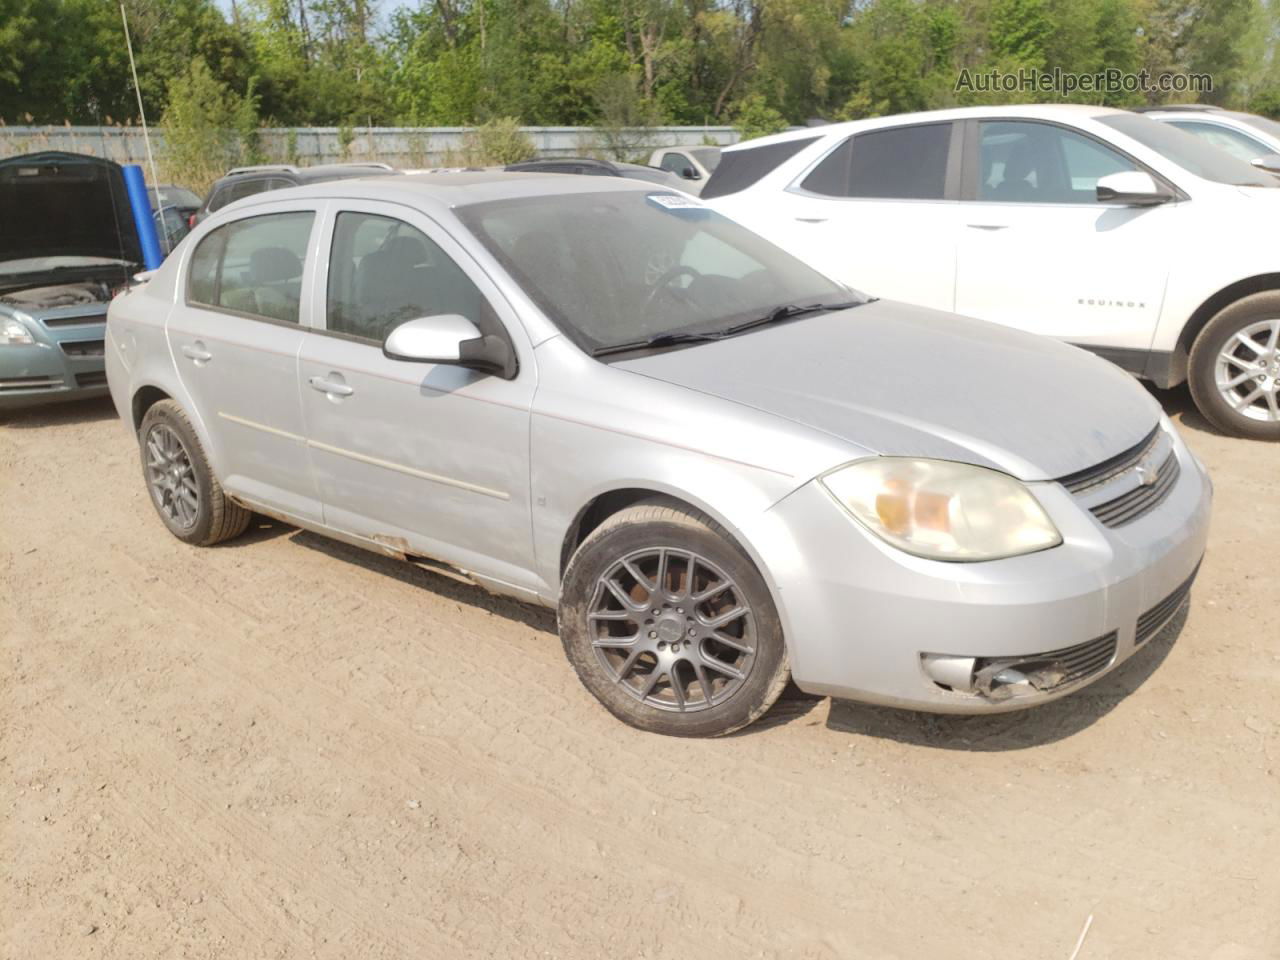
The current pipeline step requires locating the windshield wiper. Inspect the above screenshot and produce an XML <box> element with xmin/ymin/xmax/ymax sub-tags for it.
<box><xmin>717</xmin><ymin>300</ymin><xmax>863</xmax><ymax>337</ymax></box>
<box><xmin>592</xmin><ymin>330</ymin><xmax>726</xmax><ymax>357</ymax></box>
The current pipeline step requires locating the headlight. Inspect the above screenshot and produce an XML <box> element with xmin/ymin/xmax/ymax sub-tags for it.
<box><xmin>0</xmin><ymin>315</ymin><xmax>35</xmax><ymax>346</ymax></box>
<box><xmin>820</xmin><ymin>458</ymin><xmax>1062</xmax><ymax>561</ymax></box>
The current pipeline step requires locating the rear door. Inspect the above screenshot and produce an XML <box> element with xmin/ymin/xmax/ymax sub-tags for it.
<box><xmin>297</xmin><ymin>201</ymin><xmax>539</xmax><ymax>591</ymax></box>
<box><xmin>169</xmin><ymin>201</ymin><xmax>322</xmax><ymax>520</ymax></box>
<box><xmin>953</xmin><ymin>119</ymin><xmax>1177</xmax><ymax>355</ymax></box>
<box><xmin>756</xmin><ymin>121</ymin><xmax>963</xmax><ymax>309</ymax></box>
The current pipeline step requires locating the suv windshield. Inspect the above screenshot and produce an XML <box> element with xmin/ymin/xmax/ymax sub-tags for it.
<box><xmin>1099</xmin><ymin>113</ymin><xmax>1277</xmax><ymax>186</ymax></box>
<box><xmin>457</xmin><ymin>191</ymin><xmax>851</xmax><ymax>352</ymax></box>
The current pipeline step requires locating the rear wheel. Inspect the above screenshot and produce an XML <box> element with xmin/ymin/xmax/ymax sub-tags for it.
<box><xmin>139</xmin><ymin>400</ymin><xmax>251</xmax><ymax>545</ymax></box>
<box><xmin>559</xmin><ymin>498</ymin><xmax>789</xmax><ymax>737</ymax></box>
<box><xmin>1188</xmin><ymin>292</ymin><xmax>1280</xmax><ymax>440</ymax></box>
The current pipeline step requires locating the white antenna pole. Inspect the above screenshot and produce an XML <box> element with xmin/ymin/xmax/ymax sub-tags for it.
<box><xmin>120</xmin><ymin>3</ymin><xmax>170</xmax><ymax>253</ymax></box>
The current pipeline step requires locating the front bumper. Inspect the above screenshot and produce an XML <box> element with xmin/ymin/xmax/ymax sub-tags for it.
<box><xmin>755</xmin><ymin>427</ymin><xmax>1212</xmax><ymax>713</ymax></box>
<box><xmin>0</xmin><ymin>317</ymin><xmax>108</xmax><ymax>410</ymax></box>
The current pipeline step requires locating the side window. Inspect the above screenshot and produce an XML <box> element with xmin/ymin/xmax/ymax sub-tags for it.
<box><xmin>187</xmin><ymin>211</ymin><xmax>314</xmax><ymax>323</ymax></box>
<box><xmin>801</xmin><ymin>124</ymin><xmax>950</xmax><ymax>200</ymax></box>
<box><xmin>978</xmin><ymin>121</ymin><xmax>1136</xmax><ymax>204</ymax></box>
<box><xmin>659</xmin><ymin>152</ymin><xmax>691</xmax><ymax>174</ymax></box>
<box><xmin>205</xmin><ymin>186</ymin><xmax>230</xmax><ymax>213</ymax></box>
<box><xmin>1168</xmin><ymin>120</ymin><xmax>1270</xmax><ymax>163</ymax></box>
<box><xmin>326</xmin><ymin>212</ymin><xmax>488</xmax><ymax>344</ymax></box>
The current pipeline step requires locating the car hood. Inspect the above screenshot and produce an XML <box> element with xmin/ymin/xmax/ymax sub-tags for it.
<box><xmin>614</xmin><ymin>300</ymin><xmax>1162</xmax><ymax>481</ymax></box>
<box><xmin>0</xmin><ymin>152</ymin><xmax>142</xmax><ymax>282</ymax></box>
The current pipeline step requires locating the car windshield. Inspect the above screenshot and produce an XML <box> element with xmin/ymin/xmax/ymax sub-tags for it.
<box><xmin>1235</xmin><ymin>112</ymin><xmax>1280</xmax><ymax>142</ymax></box>
<box><xmin>690</xmin><ymin>148</ymin><xmax>721</xmax><ymax>171</ymax></box>
<box><xmin>1099</xmin><ymin>113</ymin><xmax>1277</xmax><ymax>186</ymax></box>
<box><xmin>150</xmin><ymin>186</ymin><xmax>201</xmax><ymax>208</ymax></box>
<box><xmin>457</xmin><ymin>190</ymin><xmax>851</xmax><ymax>352</ymax></box>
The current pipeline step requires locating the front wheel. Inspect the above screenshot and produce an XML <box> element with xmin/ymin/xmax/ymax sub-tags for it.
<box><xmin>1188</xmin><ymin>292</ymin><xmax>1280</xmax><ymax>440</ymax></box>
<box><xmin>559</xmin><ymin>498</ymin><xmax>789</xmax><ymax>737</ymax></box>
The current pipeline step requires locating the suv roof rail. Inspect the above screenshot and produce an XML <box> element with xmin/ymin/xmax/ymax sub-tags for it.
<box><xmin>1132</xmin><ymin>104</ymin><xmax>1223</xmax><ymax>113</ymax></box>
<box><xmin>309</xmin><ymin>161</ymin><xmax>395</xmax><ymax>171</ymax></box>
<box><xmin>506</xmin><ymin>157</ymin><xmax>619</xmax><ymax>172</ymax></box>
<box><xmin>224</xmin><ymin>164</ymin><xmax>300</xmax><ymax>176</ymax></box>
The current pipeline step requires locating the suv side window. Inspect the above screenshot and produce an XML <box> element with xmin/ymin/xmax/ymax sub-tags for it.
<box><xmin>188</xmin><ymin>211</ymin><xmax>314</xmax><ymax>323</ymax></box>
<box><xmin>800</xmin><ymin>123</ymin><xmax>951</xmax><ymax>200</ymax></box>
<box><xmin>978</xmin><ymin>121</ymin><xmax>1136</xmax><ymax>203</ymax></box>
<box><xmin>326</xmin><ymin>211</ymin><xmax>489</xmax><ymax>344</ymax></box>
<box><xmin>1166</xmin><ymin>120</ymin><xmax>1271</xmax><ymax>163</ymax></box>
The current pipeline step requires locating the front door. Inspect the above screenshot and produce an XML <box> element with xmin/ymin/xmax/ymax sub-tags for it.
<box><xmin>297</xmin><ymin>202</ymin><xmax>539</xmax><ymax>592</ymax></box>
<box><xmin>169</xmin><ymin>204</ymin><xmax>322</xmax><ymax>521</ymax></box>
<box><xmin>953</xmin><ymin>119</ymin><xmax>1177</xmax><ymax>352</ymax></box>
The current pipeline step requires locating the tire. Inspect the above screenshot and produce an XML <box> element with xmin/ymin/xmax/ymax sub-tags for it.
<box><xmin>138</xmin><ymin>399</ymin><xmax>251</xmax><ymax>546</ymax></box>
<box><xmin>559</xmin><ymin>497</ymin><xmax>789</xmax><ymax>737</ymax></box>
<box><xmin>1188</xmin><ymin>291</ymin><xmax>1280</xmax><ymax>441</ymax></box>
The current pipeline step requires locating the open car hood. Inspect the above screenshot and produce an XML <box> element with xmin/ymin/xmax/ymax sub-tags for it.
<box><xmin>0</xmin><ymin>152</ymin><xmax>142</xmax><ymax>279</ymax></box>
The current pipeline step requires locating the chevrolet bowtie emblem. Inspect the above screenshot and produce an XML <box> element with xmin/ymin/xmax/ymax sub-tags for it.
<box><xmin>1134</xmin><ymin>456</ymin><xmax>1159</xmax><ymax>487</ymax></box>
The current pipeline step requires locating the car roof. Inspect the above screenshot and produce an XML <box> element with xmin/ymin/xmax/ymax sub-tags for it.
<box><xmin>723</xmin><ymin>104</ymin><xmax>1128</xmax><ymax>151</ymax></box>
<box><xmin>226</xmin><ymin>170</ymin><xmax>664</xmax><ymax>212</ymax></box>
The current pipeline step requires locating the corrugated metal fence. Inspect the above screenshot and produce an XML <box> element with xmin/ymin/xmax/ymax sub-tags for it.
<box><xmin>0</xmin><ymin>125</ymin><xmax>739</xmax><ymax>169</ymax></box>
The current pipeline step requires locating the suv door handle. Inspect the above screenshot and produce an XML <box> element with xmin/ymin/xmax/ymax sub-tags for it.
<box><xmin>309</xmin><ymin>375</ymin><xmax>354</xmax><ymax>397</ymax></box>
<box><xmin>966</xmin><ymin>223</ymin><xmax>1010</xmax><ymax>231</ymax></box>
<box><xmin>181</xmin><ymin>342</ymin><xmax>212</xmax><ymax>363</ymax></box>
<box><xmin>795</xmin><ymin>217</ymin><xmax>827</xmax><ymax>223</ymax></box>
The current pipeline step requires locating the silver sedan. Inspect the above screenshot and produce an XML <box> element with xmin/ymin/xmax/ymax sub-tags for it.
<box><xmin>105</xmin><ymin>173</ymin><xmax>1212</xmax><ymax>737</ymax></box>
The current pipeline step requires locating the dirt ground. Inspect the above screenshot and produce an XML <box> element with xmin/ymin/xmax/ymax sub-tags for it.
<box><xmin>2</xmin><ymin>384</ymin><xmax>1277</xmax><ymax>960</ymax></box>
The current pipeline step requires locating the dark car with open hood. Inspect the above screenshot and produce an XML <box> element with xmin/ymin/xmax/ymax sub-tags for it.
<box><xmin>0</xmin><ymin>152</ymin><xmax>142</xmax><ymax>409</ymax></box>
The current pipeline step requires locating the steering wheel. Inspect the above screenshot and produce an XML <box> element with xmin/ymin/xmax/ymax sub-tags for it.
<box><xmin>644</xmin><ymin>264</ymin><xmax>703</xmax><ymax>313</ymax></box>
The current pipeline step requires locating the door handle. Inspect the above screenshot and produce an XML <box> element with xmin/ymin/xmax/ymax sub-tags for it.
<box><xmin>795</xmin><ymin>217</ymin><xmax>827</xmax><ymax>223</ymax></box>
<box><xmin>309</xmin><ymin>375</ymin><xmax>354</xmax><ymax>397</ymax></box>
<box><xmin>966</xmin><ymin>223</ymin><xmax>1010</xmax><ymax>231</ymax></box>
<box><xmin>181</xmin><ymin>342</ymin><xmax>212</xmax><ymax>364</ymax></box>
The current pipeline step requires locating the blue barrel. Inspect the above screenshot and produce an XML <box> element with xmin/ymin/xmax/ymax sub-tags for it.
<box><xmin>122</xmin><ymin>163</ymin><xmax>164</xmax><ymax>269</ymax></box>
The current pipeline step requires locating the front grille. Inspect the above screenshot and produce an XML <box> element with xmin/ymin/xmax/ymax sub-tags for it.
<box><xmin>1090</xmin><ymin>452</ymin><xmax>1180</xmax><ymax>528</ymax></box>
<box><xmin>60</xmin><ymin>339</ymin><xmax>105</xmax><ymax>357</ymax></box>
<box><xmin>1136</xmin><ymin>563</ymin><xmax>1200</xmax><ymax>646</ymax></box>
<box><xmin>75</xmin><ymin>371</ymin><xmax>107</xmax><ymax>388</ymax></box>
<box><xmin>42</xmin><ymin>313</ymin><xmax>105</xmax><ymax>328</ymax></box>
<box><xmin>1059</xmin><ymin>425</ymin><xmax>1160</xmax><ymax>495</ymax></box>
<box><xmin>0</xmin><ymin>375</ymin><xmax>62</xmax><ymax>391</ymax></box>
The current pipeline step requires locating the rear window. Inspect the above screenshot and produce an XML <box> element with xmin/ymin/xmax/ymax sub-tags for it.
<box><xmin>801</xmin><ymin>124</ymin><xmax>951</xmax><ymax>200</ymax></box>
<box><xmin>700</xmin><ymin>137</ymin><xmax>819</xmax><ymax>199</ymax></box>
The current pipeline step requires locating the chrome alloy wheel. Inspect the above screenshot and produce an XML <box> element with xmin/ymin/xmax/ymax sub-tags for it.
<box><xmin>588</xmin><ymin>548</ymin><xmax>756</xmax><ymax>713</ymax></box>
<box><xmin>1215</xmin><ymin>317</ymin><xmax>1280</xmax><ymax>423</ymax></box>
<box><xmin>144</xmin><ymin>423</ymin><xmax>199</xmax><ymax>530</ymax></box>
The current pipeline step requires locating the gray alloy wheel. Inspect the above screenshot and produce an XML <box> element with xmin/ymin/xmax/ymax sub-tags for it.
<box><xmin>138</xmin><ymin>400</ymin><xmax>252</xmax><ymax>546</ymax></box>
<box><xmin>559</xmin><ymin>497</ymin><xmax>790</xmax><ymax>737</ymax></box>
<box><xmin>145</xmin><ymin>422</ymin><xmax>200</xmax><ymax>531</ymax></box>
<box><xmin>1189</xmin><ymin>291</ymin><xmax>1280</xmax><ymax>441</ymax></box>
<box><xmin>588</xmin><ymin>547</ymin><xmax>757</xmax><ymax>713</ymax></box>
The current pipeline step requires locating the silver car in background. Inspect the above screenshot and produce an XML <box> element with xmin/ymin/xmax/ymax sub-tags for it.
<box><xmin>105</xmin><ymin>173</ymin><xmax>1211</xmax><ymax>737</ymax></box>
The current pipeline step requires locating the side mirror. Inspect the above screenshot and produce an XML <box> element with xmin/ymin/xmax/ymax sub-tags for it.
<box><xmin>1250</xmin><ymin>153</ymin><xmax>1280</xmax><ymax>175</ymax></box>
<box><xmin>680</xmin><ymin>166</ymin><xmax>701</xmax><ymax>180</ymax></box>
<box><xmin>1096</xmin><ymin>171</ymin><xmax>1174</xmax><ymax>206</ymax></box>
<box><xmin>383</xmin><ymin>314</ymin><xmax>516</xmax><ymax>379</ymax></box>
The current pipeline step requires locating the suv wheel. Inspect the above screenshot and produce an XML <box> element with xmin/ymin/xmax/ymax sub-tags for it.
<box><xmin>1189</xmin><ymin>292</ymin><xmax>1280</xmax><ymax>440</ymax></box>
<box><xmin>559</xmin><ymin>498</ymin><xmax>789</xmax><ymax>737</ymax></box>
<box><xmin>139</xmin><ymin>400</ymin><xmax>251</xmax><ymax>545</ymax></box>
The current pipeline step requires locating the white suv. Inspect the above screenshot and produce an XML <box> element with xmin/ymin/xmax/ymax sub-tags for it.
<box><xmin>703</xmin><ymin>105</ymin><xmax>1280</xmax><ymax>440</ymax></box>
<box><xmin>1139</xmin><ymin>105</ymin><xmax>1280</xmax><ymax>171</ymax></box>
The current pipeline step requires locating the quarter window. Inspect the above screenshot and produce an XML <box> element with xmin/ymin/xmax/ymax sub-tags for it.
<box><xmin>325</xmin><ymin>212</ymin><xmax>488</xmax><ymax>344</ymax></box>
<box><xmin>978</xmin><ymin>121</ymin><xmax>1136</xmax><ymax>204</ymax></box>
<box><xmin>187</xmin><ymin>211</ymin><xmax>314</xmax><ymax>323</ymax></box>
<box><xmin>800</xmin><ymin>123</ymin><xmax>951</xmax><ymax>200</ymax></box>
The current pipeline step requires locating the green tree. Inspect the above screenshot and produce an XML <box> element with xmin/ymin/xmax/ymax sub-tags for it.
<box><xmin>161</xmin><ymin>57</ymin><xmax>260</xmax><ymax>191</ymax></box>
